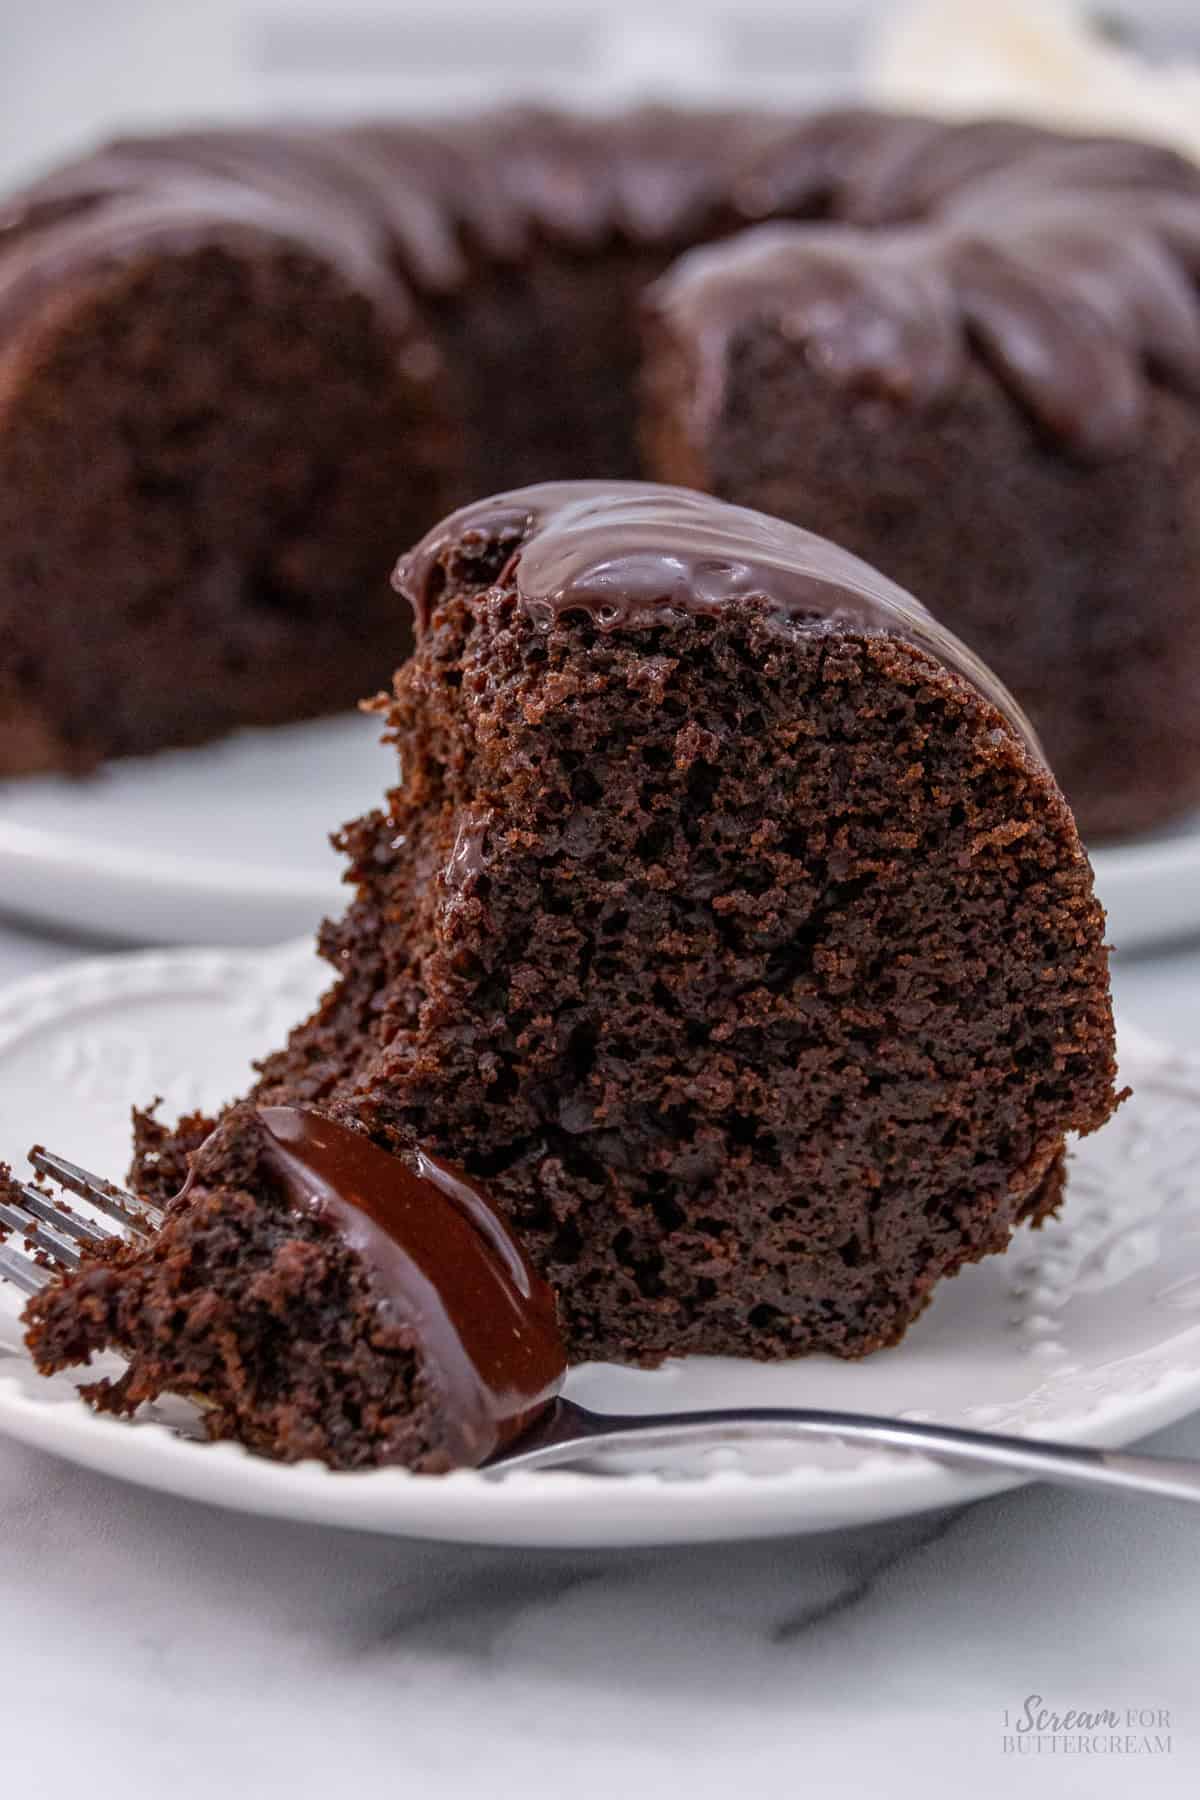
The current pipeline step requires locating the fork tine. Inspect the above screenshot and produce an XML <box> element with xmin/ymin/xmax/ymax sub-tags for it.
<box><xmin>17</xmin><ymin>1184</ymin><xmax>115</xmax><ymax>1245</ymax></box>
<box><xmin>0</xmin><ymin>1198</ymin><xmax>81</xmax><ymax>1269</ymax></box>
<box><xmin>1</xmin><ymin>1145</ymin><xmax>166</xmax><ymax>1302</ymax></box>
<box><xmin>0</xmin><ymin>1243</ymin><xmax>48</xmax><ymax>1297</ymax></box>
<box><xmin>29</xmin><ymin>1147</ymin><xmax>165</xmax><ymax>1236</ymax></box>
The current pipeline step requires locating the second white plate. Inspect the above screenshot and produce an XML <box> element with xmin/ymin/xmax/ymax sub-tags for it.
<box><xmin>0</xmin><ymin>716</ymin><xmax>1195</xmax><ymax>951</ymax></box>
<box><xmin>0</xmin><ymin>713</ymin><xmax>394</xmax><ymax>946</ymax></box>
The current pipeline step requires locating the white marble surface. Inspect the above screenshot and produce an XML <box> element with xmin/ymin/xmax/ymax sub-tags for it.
<box><xmin>1</xmin><ymin>909</ymin><xmax>1198</xmax><ymax>1798</ymax></box>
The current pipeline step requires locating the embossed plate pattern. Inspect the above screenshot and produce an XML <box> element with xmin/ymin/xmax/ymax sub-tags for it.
<box><xmin>1</xmin><ymin>940</ymin><xmax>1199</xmax><ymax>1546</ymax></box>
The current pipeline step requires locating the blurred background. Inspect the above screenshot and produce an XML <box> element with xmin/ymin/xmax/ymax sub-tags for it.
<box><xmin>4</xmin><ymin>0</ymin><xmax>1200</xmax><ymax>189</ymax></box>
<box><xmin>4</xmin><ymin>0</ymin><xmax>1200</xmax><ymax>953</ymax></box>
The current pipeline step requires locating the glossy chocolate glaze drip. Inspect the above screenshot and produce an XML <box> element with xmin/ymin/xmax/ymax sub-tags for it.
<box><xmin>654</xmin><ymin>224</ymin><xmax>968</xmax><ymax>437</ymax></box>
<box><xmin>395</xmin><ymin>480</ymin><xmax>1041</xmax><ymax>755</ymax></box>
<box><xmin>256</xmin><ymin>1107</ymin><xmax>565</xmax><ymax>1466</ymax></box>
<box><xmin>651</xmin><ymin>129</ymin><xmax>1200</xmax><ymax>459</ymax></box>
<box><xmin>0</xmin><ymin>108</ymin><xmax>773</xmax><ymax>337</ymax></box>
<box><xmin>4</xmin><ymin>107</ymin><xmax>1200</xmax><ymax>450</ymax></box>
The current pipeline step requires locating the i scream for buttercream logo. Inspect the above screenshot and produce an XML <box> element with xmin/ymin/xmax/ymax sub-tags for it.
<box><xmin>1001</xmin><ymin>1694</ymin><xmax>1172</xmax><ymax>1756</ymax></box>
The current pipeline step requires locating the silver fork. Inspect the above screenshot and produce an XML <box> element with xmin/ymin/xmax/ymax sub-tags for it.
<box><xmin>0</xmin><ymin>1147</ymin><xmax>164</xmax><ymax>1293</ymax></box>
<box><xmin>3</xmin><ymin>1147</ymin><xmax>1200</xmax><ymax>1504</ymax></box>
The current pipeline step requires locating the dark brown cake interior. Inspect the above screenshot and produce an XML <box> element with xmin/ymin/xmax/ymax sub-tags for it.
<box><xmin>0</xmin><ymin>241</ymin><xmax>446</xmax><ymax>772</ymax></box>
<box><xmin>14</xmin><ymin>1111</ymin><xmax>456</xmax><ymax>1469</ymax></box>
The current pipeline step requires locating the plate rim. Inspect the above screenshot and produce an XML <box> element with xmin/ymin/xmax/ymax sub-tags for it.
<box><xmin>0</xmin><ymin>813</ymin><xmax>336</xmax><ymax>902</ymax></box>
<box><xmin>1092</xmin><ymin>826</ymin><xmax>1200</xmax><ymax>883</ymax></box>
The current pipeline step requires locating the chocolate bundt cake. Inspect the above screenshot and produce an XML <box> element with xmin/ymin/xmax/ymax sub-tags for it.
<box><xmin>3</xmin><ymin>109</ymin><xmax>1200</xmax><ymax>838</ymax></box>
<box><xmin>642</xmin><ymin>123</ymin><xmax>1200</xmax><ymax>841</ymax></box>
<box><xmin>16</xmin><ymin>484</ymin><xmax>1122</xmax><ymax>1466</ymax></box>
<box><xmin>0</xmin><ymin>110</ymin><xmax>788</xmax><ymax>772</ymax></box>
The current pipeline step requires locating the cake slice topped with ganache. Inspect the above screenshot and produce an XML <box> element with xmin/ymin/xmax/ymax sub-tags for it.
<box><xmin>20</xmin><ymin>1106</ymin><xmax>565</xmax><ymax>1470</ymax></box>
<box><xmin>17</xmin><ymin>482</ymin><xmax>1122</xmax><ymax>1466</ymax></box>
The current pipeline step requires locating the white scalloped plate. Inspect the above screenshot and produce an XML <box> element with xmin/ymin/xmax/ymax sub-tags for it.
<box><xmin>0</xmin><ymin>711</ymin><xmax>1194</xmax><ymax>950</ymax></box>
<box><xmin>2</xmin><ymin>940</ymin><xmax>1200</xmax><ymax>1546</ymax></box>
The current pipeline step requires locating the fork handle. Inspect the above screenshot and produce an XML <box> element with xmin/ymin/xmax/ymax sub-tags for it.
<box><xmin>490</xmin><ymin>1403</ymin><xmax>1200</xmax><ymax>1503</ymax></box>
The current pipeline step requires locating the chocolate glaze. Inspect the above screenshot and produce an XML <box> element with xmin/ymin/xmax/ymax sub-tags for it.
<box><xmin>3</xmin><ymin>107</ymin><xmax>1199</xmax><ymax>452</ymax></box>
<box><xmin>394</xmin><ymin>479</ymin><xmax>1042</xmax><ymax>756</ymax></box>
<box><xmin>651</xmin><ymin>129</ymin><xmax>1200</xmax><ymax>459</ymax></box>
<box><xmin>256</xmin><ymin>1106</ymin><xmax>564</xmax><ymax>1466</ymax></box>
<box><xmin>0</xmin><ymin>108</ymin><xmax>765</xmax><ymax>351</ymax></box>
<box><xmin>0</xmin><ymin>183</ymin><xmax>411</xmax><ymax>347</ymax></box>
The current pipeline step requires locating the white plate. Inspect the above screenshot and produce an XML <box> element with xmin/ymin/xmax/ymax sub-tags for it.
<box><xmin>0</xmin><ymin>714</ymin><xmax>395</xmax><ymax>947</ymax></box>
<box><xmin>1</xmin><ymin>940</ymin><xmax>1200</xmax><ymax>1546</ymax></box>
<box><xmin>1091</xmin><ymin>809</ymin><xmax>1200</xmax><ymax>953</ymax></box>
<box><xmin>0</xmin><ymin>715</ymin><xmax>1196</xmax><ymax>951</ymax></box>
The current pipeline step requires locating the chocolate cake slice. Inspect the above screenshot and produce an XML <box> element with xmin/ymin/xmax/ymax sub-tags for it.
<box><xmin>17</xmin><ymin>482</ymin><xmax>1121</xmax><ymax>1464</ymax></box>
<box><xmin>19</xmin><ymin>1107</ymin><xmax>565</xmax><ymax>1471</ymax></box>
<box><xmin>243</xmin><ymin>482</ymin><xmax>1118</xmax><ymax>1366</ymax></box>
